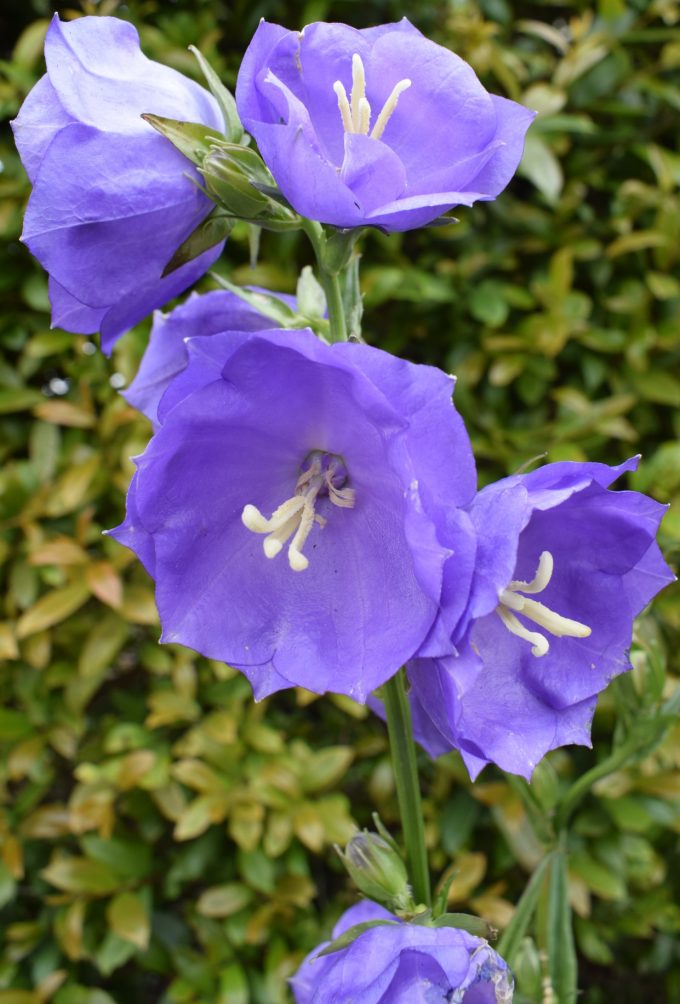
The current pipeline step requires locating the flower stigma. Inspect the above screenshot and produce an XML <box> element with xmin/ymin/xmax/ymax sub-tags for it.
<box><xmin>241</xmin><ymin>451</ymin><xmax>356</xmax><ymax>572</ymax></box>
<box><xmin>496</xmin><ymin>551</ymin><xmax>592</xmax><ymax>657</ymax></box>
<box><xmin>333</xmin><ymin>53</ymin><xmax>411</xmax><ymax>141</ymax></box>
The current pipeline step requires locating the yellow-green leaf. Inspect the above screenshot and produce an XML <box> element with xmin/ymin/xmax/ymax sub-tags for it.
<box><xmin>106</xmin><ymin>891</ymin><xmax>149</xmax><ymax>950</ymax></box>
<box><xmin>16</xmin><ymin>581</ymin><xmax>90</xmax><ymax>639</ymax></box>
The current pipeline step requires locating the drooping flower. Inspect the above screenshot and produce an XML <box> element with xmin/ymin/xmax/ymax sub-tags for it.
<box><xmin>236</xmin><ymin>18</ymin><xmax>535</xmax><ymax>231</ymax></box>
<box><xmin>124</xmin><ymin>289</ymin><xmax>296</xmax><ymax>425</ymax></box>
<box><xmin>110</xmin><ymin>327</ymin><xmax>477</xmax><ymax>701</ymax></box>
<box><xmin>12</xmin><ymin>15</ymin><xmax>225</xmax><ymax>352</ymax></box>
<box><xmin>291</xmin><ymin>900</ymin><xmax>514</xmax><ymax>1003</ymax></box>
<box><xmin>406</xmin><ymin>458</ymin><xmax>675</xmax><ymax>779</ymax></box>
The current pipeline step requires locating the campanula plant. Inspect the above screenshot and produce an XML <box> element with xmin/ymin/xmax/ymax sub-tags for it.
<box><xmin>10</xmin><ymin>9</ymin><xmax>675</xmax><ymax>1002</ymax></box>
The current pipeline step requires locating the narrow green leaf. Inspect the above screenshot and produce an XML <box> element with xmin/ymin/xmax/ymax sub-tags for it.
<box><xmin>189</xmin><ymin>45</ymin><xmax>243</xmax><ymax>143</ymax></box>
<box><xmin>497</xmin><ymin>852</ymin><xmax>554</xmax><ymax>963</ymax></box>
<box><xmin>540</xmin><ymin>852</ymin><xmax>578</xmax><ymax>1004</ymax></box>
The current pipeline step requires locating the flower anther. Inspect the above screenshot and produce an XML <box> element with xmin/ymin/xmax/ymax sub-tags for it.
<box><xmin>496</xmin><ymin>550</ymin><xmax>592</xmax><ymax>657</ymax></box>
<box><xmin>242</xmin><ymin>450</ymin><xmax>355</xmax><ymax>572</ymax></box>
<box><xmin>333</xmin><ymin>53</ymin><xmax>411</xmax><ymax>141</ymax></box>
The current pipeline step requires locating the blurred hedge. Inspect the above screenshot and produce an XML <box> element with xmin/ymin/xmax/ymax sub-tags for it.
<box><xmin>0</xmin><ymin>0</ymin><xmax>679</xmax><ymax>1001</ymax></box>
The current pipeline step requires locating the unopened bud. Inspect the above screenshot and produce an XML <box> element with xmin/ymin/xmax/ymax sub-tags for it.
<box><xmin>338</xmin><ymin>832</ymin><xmax>412</xmax><ymax>911</ymax></box>
<box><xmin>201</xmin><ymin>145</ymin><xmax>299</xmax><ymax>230</ymax></box>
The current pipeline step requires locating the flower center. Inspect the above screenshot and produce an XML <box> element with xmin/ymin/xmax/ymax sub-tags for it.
<box><xmin>241</xmin><ymin>451</ymin><xmax>355</xmax><ymax>572</ymax></box>
<box><xmin>333</xmin><ymin>53</ymin><xmax>411</xmax><ymax>141</ymax></box>
<box><xmin>496</xmin><ymin>551</ymin><xmax>592</xmax><ymax>657</ymax></box>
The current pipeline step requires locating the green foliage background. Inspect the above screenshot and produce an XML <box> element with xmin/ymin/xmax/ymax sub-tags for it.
<box><xmin>0</xmin><ymin>0</ymin><xmax>679</xmax><ymax>1001</ymax></box>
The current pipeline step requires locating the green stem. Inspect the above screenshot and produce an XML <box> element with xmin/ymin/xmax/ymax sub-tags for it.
<box><xmin>320</xmin><ymin>270</ymin><xmax>347</xmax><ymax>343</ymax></box>
<box><xmin>300</xmin><ymin>218</ymin><xmax>348</xmax><ymax>343</ymax></box>
<box><xmin>382</xmin><ymin>669</ymin><xmax>431</xmax><ymax>908</ymax></box>
<box><xmin>554</xmin><ymin>734</ymin><xmax>645</xmax><ymax>831</ymax></box>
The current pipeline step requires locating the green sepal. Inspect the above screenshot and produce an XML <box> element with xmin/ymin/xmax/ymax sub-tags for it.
<box><xmin>322</xmin><ymin>227</ymin><xmax>364</xmax><ymax>274</ymax></box>
<box><xmin>314</xmin><ymin>920</ymin><xmax>399</xmax><ymax>959</ymax></box>
<box><xmin>210</xmin><ymin>272</ymin><xmax>329</xmax><ymax>337</ymax></box>
<box><xmin>371</xmin><ymin>813</ymin><xmax>400</xmax><ymax>856</ymax></box>
<box><xmin>162</xmin><ymin>209</ymin><xmax>234</xmax><ymax>277</ymax></box>
<box><xmin>432</xmin><ymin>864</ymin><xmax>460</xmax><ymax>919</ymax></box>
<box><xmin>296</xmin><ymin>266</ymin><xmax>327</xmax><ymax>321</ymax></box>
<box><xmin>189</xmin><ymin>45</ymin><xmax>244</xmax><ymax>144</ymax></box>
<box><xmin>431</xmin><ymin>913</ymin><xmax>494</xmax><ymax>939</ymax></box>
<box><xmin>141</xmin><ymin>114</ymin><xmax>226</xmax><ymax>167</ymax></box>
<box><xmin>209</xmin><ymin>273</ymin><xmax>299</xmax><ymax>327</ymax></box>
<box><xmin>342</xmin><ymin>255</ymin><xmax>364</xmax><ymax>342</ymax></box>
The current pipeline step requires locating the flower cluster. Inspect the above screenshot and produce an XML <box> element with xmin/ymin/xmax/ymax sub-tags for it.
<box><xmin>14</xmin><ymin>13</ymin><xmax>672</xmax><ymax>782</ymax></box>
<box><xmin>13</xmin><ymin>13</ymin><xmax>675</xmax><ymax>999</ymax></box>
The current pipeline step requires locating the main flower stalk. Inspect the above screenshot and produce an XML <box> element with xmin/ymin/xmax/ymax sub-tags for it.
<box><xmin>300</xmin><ymin>219</ymin><xmax>348</xmax><ymax>342</ymax></box>
<box><xmin>382</xmin><ymin>669</ymin><xmax>432</xmax><ymax>908</ymax></box>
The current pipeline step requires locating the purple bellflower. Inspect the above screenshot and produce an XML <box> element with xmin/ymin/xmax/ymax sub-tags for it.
<box><xmin>291</xmin><ymin>900</ymin><xmax>514</xmax><ymax>1003</ymax></box>
<box><xmin>406</xmin><ymin>458</ymin><xmax>675</xmax><ymax>780</ymax></box>
<box><xmin>110</xmin><ymin>327</ymin><xmax>477</xmax><ymax>701</ymax></box>
<box><xmin>125</xmin><ymin>289</ymin><xmax>296</xmax><ymax>426</ymax></box>
<box><xmin>12</xmin><ymin>15</ymin><xmax>225</xmax><ymax>352</ymax></box>
<box><xmin>236</xmin><ymin>18</ymin><xmax>535</xmax><ymax>231</ymax></box>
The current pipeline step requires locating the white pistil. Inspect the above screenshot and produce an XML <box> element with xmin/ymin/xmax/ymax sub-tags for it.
<box><xmin>332</xmin><ymin>53</ymin><xmax>411</xmax><ymax>139</ymax></box>
<box><xmin>497</xmin><ymin>550</ymin><xmax>592</xmax><ymax>657</ymax></box>
<box><xmin>350</xmin><ymin>52</ymin><xmax>366</xmax><ymax>131</ymax></box>
<box><xmin>241</xmin><ymin>457</ymin><xmax>355</xmax><ymax>572</ymax></box>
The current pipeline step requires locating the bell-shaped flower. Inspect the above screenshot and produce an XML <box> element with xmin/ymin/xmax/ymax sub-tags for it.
<box><xmin>406</xmin><ymin>458</ymin><xmax>675</xmax><ymax>779</ymax></box>
<box><xmin>110</xmin><ymin>327</ymin><xmax>477</xmax><ymax>700</ymax></box>
<box><xmin>291</xmin><ymin>900</ymin><xmax>513</xmax><ymax>1003</ymax></box>
<box><xmin>12</xmin><ymin>15</ymin><xmax>226</xmax><ymax>352</ymax></box>
<box><xmin>236</xmin><ymin>18</ymin><xmax>535</xmax><ymax>231</ymax></box>
<box><xmin>124</xmin><ymin>289</ymin><xmax>296</xmax><ymax>426</ymax></box>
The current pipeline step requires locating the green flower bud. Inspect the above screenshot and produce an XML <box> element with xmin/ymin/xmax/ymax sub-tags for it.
<box><xmin>201</xmin><ymin>145</ymin><xmax>299</xmax><ymax>230</ymax></box>
<box><xmin>338</xmin><ymin>832</ymin><xmax>413</xmax><ymax>912</ymax></box>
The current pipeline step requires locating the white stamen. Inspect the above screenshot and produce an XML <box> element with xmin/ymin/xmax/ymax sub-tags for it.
<box><xmin>370</xmin><ymin>78</ymin><xmax>411</xmax><ymax>140</ymax></box>
<box><xmin>498</xmin><ymin>607</ymin><xmax>549</xmax><ymax>657</ymax></box>
<box><xmin>333</xmin><ymin>81</ymin><xmax>353</xmax><ymax>134</ymax></box>
<box><xmin>242</xmin><ymin>455</ymin><xmax>355</xmax><ymax>572</ymax></box>
<box><xmin>333</xmin><ymin>53</ymin><xmax>411</xmax><ymax>140</ymax></box>
<box><xmin>496</xmin><ymin>550</ymin><xmax>592</xmax><ymax>657</ymax></box>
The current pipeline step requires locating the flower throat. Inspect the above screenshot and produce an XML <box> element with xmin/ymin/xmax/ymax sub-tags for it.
<box><xmin>242</xmin><ymin>451</ymin><xmax>355</xmax><ymax>572</ymax></box>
